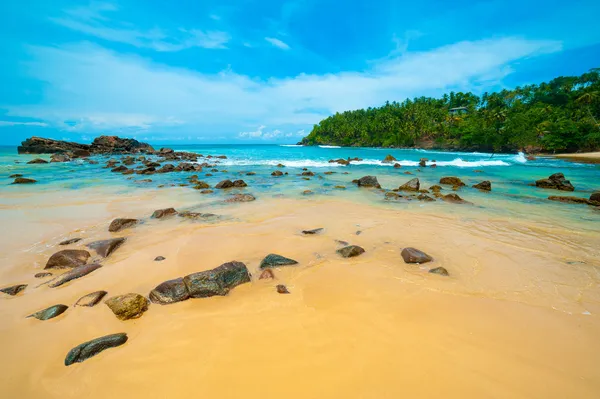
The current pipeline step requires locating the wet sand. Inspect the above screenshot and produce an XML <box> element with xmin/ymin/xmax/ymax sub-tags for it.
<box><xmin>1</xmin><ymin>188</ymin><xmax>600</xmax><ymax>398</ymax></box>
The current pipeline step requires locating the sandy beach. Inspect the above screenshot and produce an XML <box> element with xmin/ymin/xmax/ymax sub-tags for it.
<box><xmin>553</xmin><ymin>152</ymin><xmax>600</xmax><ymax>164</ymax></box>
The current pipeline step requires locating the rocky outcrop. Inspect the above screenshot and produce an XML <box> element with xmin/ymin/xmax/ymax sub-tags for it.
<box><xmin>260</xmin><ymin>254</ymin><xmax>299</xmax><ymax>269</ymax></box>
<box><xmin>535</xmin><ymin>173</ymin><xmax>575</xmax><ymax>191</ymax></box>
<box><xmin>149</xmin><ymin>278</ymin><xmax>190</xmax><ymax>305</ymax></box>
<box><xmin>19</xmin><ymin>138</ymin><xmax>89</xmax><ymax>154</ymax></box>
<box><xmin>45</xmin><ymin>250</ymin><xmax>91</xmax><ymax>270</ymax></box>
<box><xmin>75</xmin><ymin>291</ymin><xmax>108</xmax><ymax>307</ymax></box>
<box><xmin>108</xmin><ymin>218</ymin><xmax>138</xmax><ymax>232</ymax></box>
<box><xmin>87</xmin><ymin>238</ymin><xmax>126</xmax><ymax>258</ymax></box>
<box><xmin>18</xmin><ymin>136</ymin><xmax>153</xmax><ymax>154</ymax></box>
<box><xmin>49</xmin><ymin>264</ymin><xmax>102</xmax><ymax>288</ymax></box>
<box><xmin>65</xmin><ymin>333</ymin><xmax>128</xmax><ymax>366</ymax></box>
<box><xmin>473</xmin><ymin>181</ymin><xmax>491</xmax><ymax>191</ymax></box>
<box><xmin>105</xmin><ymin>293</ymin><xmax>149</xmax><ymax>320</ymax></box>
<box><xmin>398</xmin><ymin>178</ymin><xmax>420</xmax><ymax>192</ymax></box>
<box><xmin>0</xmin><ymin>284</ymin><xmax>27</xmax><ymax>296</ymax></box>
<box><xmin>152</xmin><ymin>208</ymin><xmax>178</xmax><ymax>219</ymax></box>
<box><xmin>401</xmin><ymin>247</ymin><xmax>433</xmax><ymax>264</ymax></box>
<box><xmin>354</xmin><ymin>176</ymin><xmax>381</xmax><ymax>188</ymax></box>
<box><xmin>183</xmin><ymin>261</ymin><xmax>251</xmax><ymax>298</ymax></box>
<box><xmin>28</xmin><ymin>304</ymin><xmax>68</xmax><ymax>320</ymax></box>
<box><xmin>337</xmin><ymin>245</ymin><xmax>365</xmax><ymax>258</ymax></box>
<box><xmin>89</xmin><ymin>136</ymin><xmax>154</xmax><ymax>153</ymax></box>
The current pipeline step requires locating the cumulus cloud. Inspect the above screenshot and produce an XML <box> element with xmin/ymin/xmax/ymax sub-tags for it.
<box><xmin>265</xmin><ymin>37</ymin><xmax>291</xmax><ymax>50</ymax></box>
<box><xmin>6</xmin><ymin>36</ymin><xmax>561</xmax><ymax>141</ymax></box>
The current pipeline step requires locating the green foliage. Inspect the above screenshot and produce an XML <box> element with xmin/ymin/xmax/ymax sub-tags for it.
<box><xmin>300</xmin><ymin>69</ymin><xmax>600</xmax><ymax>152</ymax></box>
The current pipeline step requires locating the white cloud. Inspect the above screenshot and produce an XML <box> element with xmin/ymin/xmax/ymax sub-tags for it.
<box><xmin>51</xmin><ymin>2</ymin><xmax>230</xmax><ymax>51</ymax></box>
<box><xmin>0</xmin><ymin>121</ymin><xmax>48</xmax><ymax>127</ymax></box>
<box><xmin>8</xmin><ymin>37</ymin><xmax>561</xmax><ymax>141</ymax></box>
<box><xmin>265</xmin><ymin>37</ymin><xmax>290</xmax><ymax>50</ymax></box>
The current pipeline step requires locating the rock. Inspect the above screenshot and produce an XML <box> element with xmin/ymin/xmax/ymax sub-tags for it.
<box><xmin>59</xmin><ymin>238</ymin><xmax>82</xmax><ymax>245</ymax></box>
<box><xmin>337</xmin><ymin>245</ymin><xmax>365</xmax><ymax>258</ymax></box>
<box><xmin>19</xmin><ymin>137</ymin><xmax>89</xmax><ymax>154</ymax></box>
<box><xmin>34</xmin><ymin>272</ymin><xmax>52</xmax><ymax>278</ymax></box>
<box><xmin>48</xmin><ymin>263</ymin><xmax>102</xmax><ymax>288</ymax></box>
<box><xmin>225</xmin><ymin>194</ymin><xmax>256</xmax><ymax>202</ymax></box>
<box><xmin>28</xmin><ymin>304</ymin><xmax>68</xmax><ymax>320</ymax></box>
<box><xmin>334</xmin><ymin>185</ymin><xmax>346</xmax><ymax>189</ymax></box>
<box><xmin>178</xmin><ymin>211</ymin><xmax>218</xmax><ymax>220</ymax></box>
<box><xmin>302</xmin><ymin>228</ymin><xmax>323</xmax><ymax>235</ymax></box>
<box><xmin>329</xmin><ymin>158</ymin><xmax>350</xmax><ymax>166</ymax></box>
<box><xmin>64</xmin><ymin>333</ymin><xmax>128</xmax><ymax>366</ymax></box>
<box><xmin>385</xmin><ymin>192</ymin><xmax>402</xmax><ymax>200</ymax></box>
<box><xmin>111</xmin><ymin>165</ymin><xmax>128</xmax><ymax>173</ymax></box>
<box><xmin>200</xmin><ymin>189</ymin><xmax>214</xmax><ymax>194</ymax></box>
<box><xmin>87</xmin><ymin>238</ymin><xmax>126</xmax><ymax>258</ymax></box>
<box><xmin>355</xmin><ymin>176</ymin><xmax>381</xmax><ymax>188</ymax></box>
<box><xmin>50</xmin><ymin>153</ymin><xmax>71</xmax><ymax>163</ymax></box>
<box><xmin>429</xmin><ymin>185</ymin><xmax>442</xmax><ymax>192</ymax></box>
<box><xmin>246</xmin><ymin>172</ymin><xmax>256</xmax><ymax>176</ymax></box>
<box><xmin>157</xmin><ymin>164</ymin><xmax>175</xmax><ymax>173</ymax></box>
<box><xmin>440</xmin><ymin>177</ymin><xmax>465</xmax><ymax>186</ymax></box>
<box><xmin>149</xmin><ymin>278</ymin><xmax>190</xmax><ymax>305</ymax></box>
<box><xmin>398</xmin><ymin>178</ymin><xmax>420</xmax><ymax>192</ymax></box>
<box><xmin>12</xmin><ymin>177</ymin><xmax>37</xmax><ymax>184</ymax></box>
<box><xmin>272</xmin><ymin>170</ymin><xmax>283</xmax><ymax>176</ymax></box>
<box><xmin>301</xmin><ymin>171</ymin><xmax>315</xmax><ymax>176</ymax></box>
<box><xmin>259</xmin><ymin>269</ymin><xmax>275</xmax><ymax>280</ymax></box>
<box><xmin>154</xmin><ymin>256</ymin><xmax>166</xmax><ymax>261</ymax></box>
<box><xmin>548</xmin><ymin>196</ymin><xmax>593</xmax><ymax>205</ymax></box>
<box><xmin>233</xmin><ymin>179</ymin><xmax>247</xmax><ymax>187</ymax></box>
<box><xmin>302</xmin><ymin>190</ymin><xmax>313</xmax><ymax>195</ymax></box>
<box><xmin>590</xmin><ymin>192</ymin><xmax>600</xmax><ymax>202</ymax></box>
<box><xmin>19</xmin><ymin>136</ymin><xmax>153</xmax><ymax>155</ymax></box>
<box><xmin>442</xmin><ymin>193</ymin><xmax>470</xmax><ymax>204</ymax></box>
<box><xmin>90</xmin><ymin>136</ymin><xmax>154</xmax><ymax>154</ymax></box>
<box><xmin>473</xmin><ymin>181</ymin><xmax>491</xmax><ymax>191</ymax></box>
<box><xmin>108</xmin><ymin>218</ymin><xmax>138</xmax><ymax>232</ymax></box>
<box><xmin>419</xmin><ymin>158</ymin><xmax>428</xmax><ymax>167</ymax></box>
<box><xmin>417</xmin><ymin>194</ymin><xmax>435</xmax><ymax>202</ymax></box>
<box><xmin>193</xmin><ymin>181</ymin><xmax>210</xmax><ymax>189</ymax></box>
<box><xmin>260</xmin><ymin>254</ymin><xmax>299</xmax><ymax>269</ymax></box>
<box><xmin>215</xmin><ymin>179</ymin><xmax>234</xmax><ymax>189</ymax></box>
<box><xmin>45</xmin><ymin>249</ymin><xmax>91</xmax><ymax>270</ymax></box>
<box><xmin>429</xmin><ymin>267</ymin><xmax>449</xmax><ymax>276</ymax></box>
<box><xmin>183</xmin><ymin>261</ymin><xmax>251</xmax><ymax>298</ymax></box>
<box><xmin>105</xmin><ymin>293</ymin><xmax>149</xmax><ymax>320</ymax></box>
<box><xmin>152</xmin><ymin>208</ymin><xmax>178</xmax><ymax>219</ymax></box>
<box><xmin>401</xmin><ymin>247</ymin><xmax>433</xmax><ymax>264</ymax></box>
<box><xmin>276</xmin><ymin>285</ymin><xmax>290</xmax><ymax>294</ymax></box>
<box><xmin>75</xmin><ymin>291</ymin><xmax>108</xmax><ymax>307</ymax></box>
<box><xmin>535</xmin><ymin>173</ymin><xmax>575</xmax><ymax>191</ymax></box>
<box><xmin>9</xmin><ymin>174</ymin><xmax>23</xmax><ymax>178</ymax></box>
<box><xmin>27</xmin><ymin>158</ymin><xmax>48</xmax><ymax>164</ymax></box>
<box><xmin>0</xmin><ymin>284</ymin><xmax>27</xmax><ymax>296</ymax></box>
<box><xmin>382</xmin><ymin>154</ymin><xmax>397</xmax><ymax>163</ymax></box>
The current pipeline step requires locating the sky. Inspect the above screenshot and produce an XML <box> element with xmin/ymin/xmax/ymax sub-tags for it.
<box><xmin>0</xmin><ymin>0</ymin><xmax>599</xmax><ymax>145</ymax></box>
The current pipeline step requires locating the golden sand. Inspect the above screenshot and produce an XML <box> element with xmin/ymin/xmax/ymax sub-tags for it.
<box><xmin>553</xmin><ymin>152</ymin><xmax>600</xmax><ymax>164</ymax></box>
<box><xmin>1</xmin><ymin>188</ymin><xmax>600</xmax><ymax>398</ymax></box>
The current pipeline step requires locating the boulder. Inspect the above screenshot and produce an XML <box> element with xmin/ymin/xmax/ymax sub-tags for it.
<box><xmin>28</xmin><ymin>304</ymin><xmax>68</xmax><ymax>320</ymax></box>
<box><xmin>337</xmin><ymin>245</ymin><xmax>365</xmax><ymax>258</ymax></box>
<box><xmin>276</xmin><ymin>285</ymin><xmax>290</xmax><ymax>294</ymax></box>
<box><xmin>225</xmin><ymin>194</ymin><xmax>256</xmax><ymax>202</ymax></box>
<box><xmin>215</xmin><ymin>179</ymin><xmax>234</xmax><ymax>189</ymax></box>
<box><xmin>75</xmin><ymin>291</ymin><xmax>108</xmax><ymax>307</ymax></box>
<box><xmin>12</xmin><ymin>177</ymin><xmax>37</xmax><ymax>184</ymax></box>
<box><xmin>302</xmin><ymin>228</ymin><xmax>323</xmax><ymax>235</ymax></box>
<box><xmin>301</xmin><ymin>171</ymin><xmax>315</xmax><ymax>176</ymax></box>
<box><xmin>193</xmin><ymin>181</ymin><xmax>210</xmax><ymax>189</ymax></box>
<box><xmin>401</xmin><ymin>247</ymin><xmax>432</xmax><ymax>264</ymax></box>
<box><xmin>50</xmin><ymin>153</ymin><xmax>71</xmax><ymax>163</ymax></box>
<box><xmin>272</xmin><ymin>170</ymin><xmax>283</xmax><ymax>176</ymax></box>
<box><xmin>86</xmin><ymin>238</ymin><xmax>126</xmax><ymax>258</ymax></box>
<box><xmin>419</xmin><ymin>158</ymin><xmax>428</xmax><ymax>167</ymax></box>
<box><xmin>442</xmin><ymin>193</ymin><xmax>470</xmax><ymax>204</ymax></box>
<box><xmin>429</xmin><ymin>185</ymin><xmax>442</xmax><ymax>192</ymax></box>
<box><xmin>111</xmin><ymin>165</ymin><xmax>129</xmax><ymax>173</ymax></box>
<box><xmin>259</xmin><ymin>269</ymin><xmax>275</xmax><ymax>280</ymax></box>
<box><xmin>108</xmin><ymin>218</ymin><xmax>138</xmax><ymax>232</ymax></box>
<box><xmin>156</xmin><ymin>164</ymin><xmax>175</xmax><ymax>173</ymax></box>
<box><xmin>260</xmin><ymin>254</ymin><xmax>299</xmax><ymax>269</ymax></box>
<box><xmin>382</xmin><ymin>154</ymin><xmax>397</xmax><ymax>163</ymax></box>
<box><xmin>417</xmin><ymin>194</ymin><xmax>435</xmax><ymax>202</ymax></box>
<box><xmin>393</xmin><ymin>163</ymin><xmax>401</xmax><ymax>168</ymax></box>
<box><xmin>535</xmin><ymin>173</ymin><xmax>575</xmax><ymax>191</ymax></box>
<box><xmin>152</xmin><ymin>208</ymin><xmax>178</xmax><ymax>218</ymax></box>
<box><xmin>49</xmin><ymin>263</ymin><xmax>102</xmax><ymax>288</ymax></box>
<box><xmin>398</xmin><ymin>178</ymin><xmax>420</xmax><ymax>192</ymax></box>
<box><xmin>0</xmin><ymin>284</ymin><xmax>27</xmax><ymax>296</ymax></box>
<box><xmin>105</xmin><ymin>293</ymin><xmax>149</xmax><ymax>320</ymax></box>
<box><xmin>590</xmin><ymin>192</ymin><xmax>600</xmax><ymax>202</ymax></box>
<box><xmin>429</xmin><ymin>267</ymin><xmax>449</xmax><ymax>276</ymax></box>
<box><xmin>27</xmin><ymin>158</ymin><xmax>48</xmax><ymax>164</ymax></box>
<box><xmin>59</xmin><ymin>238</ymin><xmax>82</xmax><ymax>245</ymax></box>
<box><xmin>355</xmin><ymin>176</ymin><xmax>381</xmax><ymax>188</ymax></box>
<box><xmin>473</xmin><ymin>181</ymin><xmax>492</xmax><ymax>191</ymax></box>
<box><xmin>64</xmin><ymin>333</ymin><xmax>128</xmax><ymax>366</ymax></box>
<box><xmin>45</xmin><ymin>249</ymin><xmax>90</xmax><ymax>270</ymax></box>
<box><xmin>183</xmin><ymin>261</ymin><xmax>251</xmax><ymax>298</ymax></box>
<box><xmin>233</xmin><ymin>180</ymin><xmax>247</xmax><ymax>187</ymax></box>
<box><xmin>440</xmin><ymin>177</ymin><xmax>465</xmax><ymax>186</ymax></box>
<box><xmin>149</xmin><ymin>278</ymin><xmax>190</xmax><ymax>305</ymax></box>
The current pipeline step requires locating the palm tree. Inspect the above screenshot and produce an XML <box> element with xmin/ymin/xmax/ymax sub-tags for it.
<box><xmin>576</xmin><ymin>91</ymin><xmax>600</xmax><ymax>130</ymax></box>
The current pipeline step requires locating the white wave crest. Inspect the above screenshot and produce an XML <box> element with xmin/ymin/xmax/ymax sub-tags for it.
<box><xmin>319</xmin><ymin>145</ymin><xmax>341</xmax><ymax>148</ymax></box>
<box><xmin>218</xmin><ymin>159</ymin><xmax>342</xmax><ymax>168</ymax></box>
<box><xmin>354</xmin><ymin>158</ymin><xmax>510</xmax><ymax>167</ymax></box>
<box><xmin>279</xmin><ymin>144</ymin><xmax>303</xmax><ymax>147</ymax></box>
<box><xmin>512</xmin><ymin>152</ymin><xmax>527</xmax><ymax>163</ymax></box>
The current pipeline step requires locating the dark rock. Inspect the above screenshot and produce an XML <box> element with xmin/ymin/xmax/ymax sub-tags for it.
<box><xmin>28</xmin><ymin>304</ymin><xmax>68</xmax><ymax>320</ymax></box>
<box><xmin>399</xmin><ymin>178</ymin><xmax>420</xmax><ymax>192</ymax></box>
<box><xmin>50</xmin><ymin>153</ymin><xmax>71</xmax><ymax>163</ymax></box>
<box><xmin>152</xmin><ymin>208</ymin><xmax>178</xmax><ymax>218</ymax></box>
<box><xmin>276</xmin><ymin>285</ymin><xmax>290</xmax><ymax>294</ymax></box>
<box><xmin>429</xmin><ymin>185</ymin><xmax>442</xmax><ymax>192</ymax></box>
<box><xmin>259</xmin><ymin>269</ymin><xmax>275</xmax><ymax>280</ymax></box>
<box><xmin>59</xmin><ymin>238</ymin><xmax>82</xmax><ymax>245</ymax></box>
<box><xmin>9</xmin><ymin>174</ymin><xmax>23</xmax><ymax>178</ymax></box>
<box><xmin>401</xmin><ymin>247</ymin><xmax>433</xmax><ymax>264</ymax></box>
<box><xmin>393</xmin><ymin>163</ymin><xmax>401</xmax><ymax>168</ymax></box>
<box><xmin>108</xmin><ymin>218</ymin><xmax>138</xmax><ymax>232</ymax></box>
<box><xmin>301</xmin><ymin>171</ymin><xmax>315</xmax><ymax>176</ymax></box>
<box><xmin>157</xmin><ymin>164</ymin><xmax>175</xmax><ymax>173</ymax></box>
<box><xmin>49</xmin><ymin>263</ymin><xmax>102</xmax><ymax>288</ymax></box>
<box><xmin>19</xmin><ymin>137</ymin><xmax>89</xmax><ymax>154</ymax></box>
<box><xmin>337</xmin><ymin>245</ymin><xmax>365</xmax><ymax>258</ymax></box>
<box><xmin>260</xmin><ymin>254</ymin><xmax>299</xmax><ymax>269</ymax></box>
<box><xmin>419</xmin><ymin>158</ymin><xmax>428</xmax><ymax>167</ymax></box>
<box><xmin>45</xmin><ymin>249</ymin><xmax>90</xmax><ymax>270</ymax></box>
<box><xmin>302</xmin><ymin>190</ymin><xmax>313</xmax><ymax>195</ymax></box>
<box><xmin>111</xmin><ymin>165</ymin><xmax>129</xmax><ymax>173</ymax></box>
<box><xmin>548</xmin><ymin>196</ymin><xmax>593</xmax><ymax>205</ymax></box>
<box><xmin>442</xmin><ymin>193</ymin><xmax>470</xmax><ymax>204</ymax></box>
<box><xmin>87</xmin><ymin>238</ymin><xmax>126</xmax><ymax>258</ymax></box>
<box><xmin>417</xmin><ymin>194</ymin><xmax>435</xmax><ymax>202</ymax></box>
<box><xmin>215</xmin><ymin>179</ymin><xmax>234</xmax><ymax>189</ymax></box>
<box><xmin>64</xmin><ymin>333</ymin><xmax>128</xmax><ymax>366</ymax></box>
<box><xmin>154</xmin><ymin>256</ymin><xmax>166</xmax><ymax>261</ymax></box>
<box><xmin>246</xmin><ymin>172</ymin><xmax>256</xmax><ymax>176</ymax></box>
<box><xmin>277</xmin><ymin>163</ymin><xmax>285</xmax><ymax>168</ymax></box>
<box><xmin>302</xmin><ymin>228</ymin><xmax>323</xmax><ymax>235</ymax></box>
<box><xmin>429</xmin><ymin>267</ymin><xmax>449</xmax><ymax>276</ymax></box>
<box><xmin>34</xmin><ymin>272</ymin><xmax>52</xmax><ymax>278</ymax></box>
<box><xmin>355</xmin><ymin>176</ymin><xmax>381</xmax><ymax>188</ymax></box>
<box><xmin>183</xmin><ymin>261</ymin><xmax>251</xmax><ymax>298</ymax></box>
<box><xmin>233</xmin><ymin>180</ymin><xmax>247</xmax><ymax>187</ymax></box>
<box><xmin>12</xmin><ymin>177</ymin><xmax>37</xmax><ymax>184</ymax></box>
<box><xmin>385</xmin><ymin>192</ymin><xmax>403</xmax><ymax>200</ymax></box>
<box><xmin>272</xmin><ymin>170</ymin><xmax>283</xmax><ymax>176</ymax></box>
<box><xmin>27</xmin><ymin>158</ymin><xmax>48</xmax><ymax>164</ymax></box>
<box><xmin>90</xmin><ymin>136</ymin><xmax>154</xmax><ymax>154</ymax></box>
<box><xmin>440</xmin><ymin>177</ymin><xmax>465</xmax><ymax>186</ymax></box>
<box><xmin>105</xmin><ymin>293</ymin><xmax>149</xmax><ymax>320</ymax></box>
<box><xmin>535</xmin><ymin>173</ymin><xmax>575</xmax><ymax>191</ymax></box>
<box><xmin>200</xmin><ymin>189</ymin><xmax>214</xmax><ymax>194</ymax></box>
<box><xmin>193</xmin><ymin>181</ymin><xmax>210</xmax><ymax>189</ymax></box>
<box><xmin>75</xmin><ymin>291</ymin><xmax>108</xmax><ymax>307</ymax></box>
<box><xmin>473</xmin><ymin>181</ymin><xmax>492</xmax><ymax>191</ymax></box>
<box><xmin>149</xmin><ymin>278</ymin><xmax>190</xmax><ymax>305</ymax></box>
<box><xmin>0</xmin><ymin>284</ymin><xmax>27</xmax><ymax>296</ymax></box>
<box><xmin>225</xmin><ymin>194</ymin><xmax>256</xmax><ymax>202</ymax></box>
<box><xmin>590</xmin><ymin>192</ymin><xmax>600</xmax><ymax>202</ymax></box>
<box><xmin>329</xmin><ymin>158</ymin><xmax>350</xmax><ymax>166</ymax></box>
<box><xmin>382</xmin><ymin>154</ymin><xmax>397</xmax><ymax>163</ymax></box>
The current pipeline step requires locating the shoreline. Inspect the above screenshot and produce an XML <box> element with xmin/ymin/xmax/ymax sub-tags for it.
<box><xmin>552</xmin><ymin>152</ymin><xmax>600</xmax><ymax>164</ymax></box>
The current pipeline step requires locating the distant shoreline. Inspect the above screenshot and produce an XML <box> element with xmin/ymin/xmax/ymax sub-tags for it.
<box><xmin>551</xmin><ymin>152</ymin><xmax>600</xmax><ymax>164</ymax></box>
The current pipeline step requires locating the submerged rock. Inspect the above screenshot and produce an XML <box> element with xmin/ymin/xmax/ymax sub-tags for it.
<box><xmin>419</xmin><ymin>158</ymin><xmax>428</xmax><ymax>167</ymax></box>
<box><xmin>440</xmin><ymin>177</ymin><xmax>465</xmax><ymax>186</ymax></box>
<box><xmin>183</xmin><ymin>261</ymin><xmax>251</xmax><ymax>298</ymax></box>
<box><xmin>12</xmin><ymin>177</ymin><xmax>37</xmax><ymax>184</ymax></box>
<box><xmin>27</xmin><ymin>158</ymin><xmax>48</xmax><ymax>164</ymax></box>
<box><xmin>548</xmin><ymin>196</ymin><xmax>594</xmax><ymax>205</ymax></box>
<box><xmin>225</xmin><ymin>194</ymin><xmax>256</xmax><ymax>202</ymax></box>
<box><xmin>193</xmin><ymin>181</ymin><xmax>210</xmax><ymax>189</ymax></box>
<box><xmin>45</xmin><ymin>249</ymin><xmax>91</xmax><ymax>270</ymax></box>
<box><xmin>108</xmin><ymin>218</ymin><xmax>138</xmax><ymax>232</ymax></box>
<box><xmin>215</xmin><ymin>179</ymin><xmax>234</xmax><ymax>189</ymax></box>
<box><xmin>355</xmin><ymin>176</ymin><xmax>381</xmax><ymax>188</ymax></box>
<box><xmin>276</xmin><ymin>285</ymin><xmax>290</xmax><ymax>294</ymax></box>
<box><xmin>0</xmin><ymin>284</ymin><xmax>27</xmax><ymax>296</ymax></box>
<box><xmin>429</xmin><ymin>267</ymin><xmax>449</xmax><ymax>276</ymax></box>
<box><xmin>86</xmin><ymin>238</ymin><xmax>126</xmax><ymax>258</ymax></box>
<box><xmin>337</xmin><ymin>245</ymin><xmax>365</xmax><ymax>258</ymax></box>
<box><xmin>442</xmin><ymin>193</ymin><xmax>470</xmax><ymax>204</ymax></box>
<box><xmin>401</xmin><ymin>247</ymin><xmax>433</xmax><ymax>264</ymax></box>
<box><xmin>9</xmin><ymin>174</ymin><xmax>23</xmax><ymax>178</ymax></box>
<box><xmin>49</xmin><ymin>263</ymin><xmax>102</xmax><ymax>288</ymax></box>
<box><xmin>259</xmin><ymin>269</ymin><xmax>275</xmax><ymax>280</ymax></box>
<box><xmin>64</xmin><ymin>333</ymin><xmax>128</xmax><ymax>366</ymax></box>
<box><xmin>149</xmin><ymin>278</ymin><xmax>190</xmax><ymax>305</ymax></box>
<box><xmin>260</xmin><ymin>254</ymin><xmax>299</xmax><ymax>269</ymax></box>
<box><xmin>398</xmin><ymin>178</ymin><xmax>420</xmax><ymax>192</ymax></box>
<box><xmin>105</xmin><ymin>293</ymin><xmax>149</xmax><ymax>320</ymax></box>
<box><xmin>75</xmin><ymin>291</ymin><xmax>108</xmax><ymax>307</ymax></box>
<box><xmin>535</xmin><ymin>173</ymin><xmax>575</xmax><ymax>191</ymax></box>
<box><xmin>473</xmin><ymin>181</ymin><xmax>492</xmax><ymax>191</ymax></box>
<box><xmin>152</xmin><ymin>208</ymin><xmax>178</xmax><ymax>218</ymax></box>
<box><xmin>272</xmin><ymin>170</ymin><xmax>284</xmax><ymax>176</ymax></box>
<box><xmin>28</xmin><ymin>304</ymin><xmax>68</xmax><ymax>320</ymax></box>
<box><xmin>302</xmin><ymin>228</ymin><xmax>323</xmax><ymax>235</ymax></box>
<box><xmin>59</xmin><ymin>238</ymin><xmax>82</xmax><ymax>246</ymax></box>
<box><xmin>417</xmin><ymin>194</ymin><xmax>435</xmax><ymax>202</ymax></box>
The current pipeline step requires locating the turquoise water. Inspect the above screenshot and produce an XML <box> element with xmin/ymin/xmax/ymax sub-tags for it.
<box><xmin>1</xmin><ymin>144</ymin><xmax>598</xmax><ymax>228</ymax></box>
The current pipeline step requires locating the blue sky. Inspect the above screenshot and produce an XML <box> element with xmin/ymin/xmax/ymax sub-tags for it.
<box><xmin>0</xmin><ymin>0</ymin><xmax>599</xmax><ymax>144</ymax></box>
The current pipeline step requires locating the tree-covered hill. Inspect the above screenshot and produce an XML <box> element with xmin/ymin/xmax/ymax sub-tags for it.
<box><xmin>300</xmin><ymin>69</ymin><xmax>600</xmax><ymax>153</ymax></box>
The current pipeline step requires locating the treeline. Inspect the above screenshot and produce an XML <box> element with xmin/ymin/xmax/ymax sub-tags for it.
<box><xmin>300</xmin><ymin>69</ymin><xmax>600</xmax><ymax>152</ymax></box>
